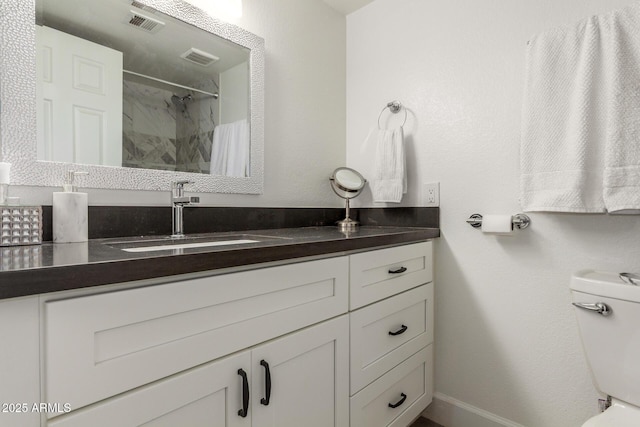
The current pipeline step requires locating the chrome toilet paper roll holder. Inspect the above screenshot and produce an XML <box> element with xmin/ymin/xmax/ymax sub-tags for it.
<box><xmin>466</xmin><ymin>213</ymin><xmax>531</xmax><ymax>230</ymax></box>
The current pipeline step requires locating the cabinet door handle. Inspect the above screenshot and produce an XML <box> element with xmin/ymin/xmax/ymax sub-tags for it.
<box><xmin>260</xmin><ymin>360</ymin><xmax>271</xmax><ymax>406</ymax></box>
<box><xmin>388</xmin><ymin>266</ymin><xmax>407</xmax><ymax>274</ymax></box>
<box><xmin>237</xmin><ymin>369</ymin><xmax>249</xmax><ymax>417</ymax></box>
<box><xmin>388</xmin><ymin>393</ymin><xmax>407</xmax><ymax>409</ymax></box>
<box><xmin>388</xmin><ymin>325</ymin><xmax>408</xmax><ymax>336</ymax></box>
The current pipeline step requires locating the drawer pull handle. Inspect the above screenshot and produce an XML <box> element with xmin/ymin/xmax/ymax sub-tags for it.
<box><xmin>388</xmin><ymin>393</ymin><xmax>407</xmax><ymax>409</ymax></box>
<box><xmin>389</xmin><ymin>325</ymin><xmax>408</xmax><ymax>336</ymax></box>
<box><xmin>260</xmin><ymin>359</ymin><xmax>272</xmax><ymax>406</ymax></box>
<box><xmin>237</xmin><ymin>369</ymin><xmax>249</xmax><ymax>417</ymax></box>
<box><xmin>389</xmin><ymin>266</ymin><xmax>407</xmax><ymax>274</ymax></box>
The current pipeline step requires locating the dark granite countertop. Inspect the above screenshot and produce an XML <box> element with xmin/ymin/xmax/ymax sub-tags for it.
<box><xmin>0</xmin><ymin>226</ymin><xmax>439</xmax><ymax>300</ymax></box>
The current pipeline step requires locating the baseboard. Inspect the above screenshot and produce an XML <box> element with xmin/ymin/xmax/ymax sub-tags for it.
<box><xmin>421</xmin><ymin>392</ymin><xmax>526</xmax><ymax>427</ymax></box>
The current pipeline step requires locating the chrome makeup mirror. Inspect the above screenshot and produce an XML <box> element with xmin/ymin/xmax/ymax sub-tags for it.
<box><xmin>330</xmin><ymin>167</ymin><xmax>366</xmax><ymax>232</ymax></box>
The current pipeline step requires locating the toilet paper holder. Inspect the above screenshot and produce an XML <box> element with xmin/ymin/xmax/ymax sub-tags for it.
<box><xmin>466</xmin><ymin>213</ymin><xmax>531</xmax><ymax>230</ymax></box>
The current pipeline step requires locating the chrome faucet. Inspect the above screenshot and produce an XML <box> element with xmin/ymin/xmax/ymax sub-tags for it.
<box><xmin>171</xmin><ymin>180</ymin><xmax>199</xmax><ymax>238</ymax></box>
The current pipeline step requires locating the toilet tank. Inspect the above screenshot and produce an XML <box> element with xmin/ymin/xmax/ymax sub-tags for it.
<box><xmin>571</xmin><ymin>270</ymin><xmax>640</xmax><ymax>406</ymax></box>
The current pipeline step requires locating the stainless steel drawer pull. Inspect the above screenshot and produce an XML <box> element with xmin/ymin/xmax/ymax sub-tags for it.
<box><xmin>572</xmin><ymin>302</ymin><xmax>611</xmax><ymax>316</ymax></box>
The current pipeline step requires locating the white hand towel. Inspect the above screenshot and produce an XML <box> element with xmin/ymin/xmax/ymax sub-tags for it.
<box><xmin>520</xmin><ymin>15</ymin><xmax>607</xmax><ymax>213</ymax></box>
<box><xmin>601</xmin><ymin>4</ymin><xmax>640</xmax><ymax>213</ymax></box>
<box><xmin>364</xmin><ymin>127</ymin><xmax>406</xmax><ymax>203</ymax></box>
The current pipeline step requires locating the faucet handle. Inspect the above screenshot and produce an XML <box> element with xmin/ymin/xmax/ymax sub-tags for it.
<box><xmin>172</xmin><ymin>180</ymin><xmax>194</xmax><ymax>189</ymax></box>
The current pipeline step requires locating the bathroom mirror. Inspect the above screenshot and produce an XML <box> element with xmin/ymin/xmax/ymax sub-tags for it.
<box><xmin>0</xmin><ymin>0</ymin><xmax>264</xmax><ymax>193</ymax></box>
<box><xmin>330</xmin><ymin>167</ymin><xmax>366</xmax><ymax>232</ymax></box>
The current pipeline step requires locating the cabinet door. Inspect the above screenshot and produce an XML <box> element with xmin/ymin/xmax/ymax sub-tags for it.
<box><xmin>47</xmin><ymin>351</ymin><xmax>251</xmax><ymax>427</ymax></box>
<box><xmin>251</xmin><ymin>315</ymin><xmax>349</xmax><ymax>427</ymax></box>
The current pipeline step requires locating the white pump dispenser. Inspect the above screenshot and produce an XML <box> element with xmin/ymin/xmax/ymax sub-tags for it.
<box><xmin>53</xmin><ymin>171</ymin><xmax>89</xmax><ymax>243</ymax></box>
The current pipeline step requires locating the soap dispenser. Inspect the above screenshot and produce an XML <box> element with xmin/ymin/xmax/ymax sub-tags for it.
<box><xmin>53</xmin><ymin>171</ymin><xmax>89</xmax><ymax>243</ymax></box>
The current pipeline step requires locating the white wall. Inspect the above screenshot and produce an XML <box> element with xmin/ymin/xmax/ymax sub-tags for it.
<box><xmin>14</xmin><ymin>0</ymin><xmax>346</xmax><ymax>208</ymax></box>
<box><xmin>220</xmin><ymin>61</ymin><xmax>249</xmax><ymax>124</ymax></box>
<box><xmin>347</xmin><ymin>1</ymin><xmax>640</xmax><ymax>426</ymax></box>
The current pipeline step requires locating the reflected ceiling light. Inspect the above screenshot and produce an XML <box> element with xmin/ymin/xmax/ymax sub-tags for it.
<box><xmin>183</xmin><ymin>0</ymin><xmax>242</xmax><ymax>20</ymax></box>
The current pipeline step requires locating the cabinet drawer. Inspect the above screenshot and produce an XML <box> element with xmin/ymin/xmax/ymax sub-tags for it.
<box><xmin>44</xmin><ymin>256</ymin><xmax>348</xmax><ymax>414</ymax></box>
<box><xmin>350</xmin><ymin>242</ymin><xmax>432</xmax><ymax>309</ymax></box>
<box><xmin>350</xmin><ymin>346</ymin><xmax>433</xmax><ymax>427</ymax></box>
<box><xmin>350</xmin><ymin>284</ymin><xmax>433</xmax><ymax>394</ymax></box>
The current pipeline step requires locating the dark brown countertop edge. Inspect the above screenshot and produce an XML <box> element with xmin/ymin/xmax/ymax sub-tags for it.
<box><xmin>0</xmin><ymin>228</ymin><xmax>439</xmax><ymax>300</ymax></box>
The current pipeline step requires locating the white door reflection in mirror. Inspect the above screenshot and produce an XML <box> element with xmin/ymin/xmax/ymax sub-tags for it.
<box><xmin>36</xmin><ymin>25</ymin><xmax>123</xmax><ymax>166</ymax></box>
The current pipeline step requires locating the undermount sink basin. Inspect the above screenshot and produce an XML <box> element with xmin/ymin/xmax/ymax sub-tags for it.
<box><xmin>105</xmin><ymin>234</ymin><xmax>285</xmax><ymax>253</ymax></box>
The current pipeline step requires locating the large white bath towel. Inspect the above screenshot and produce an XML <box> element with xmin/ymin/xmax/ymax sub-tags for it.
<box><xmin>601</xmin><ymin>5</ymin><xmax>640</xmax><ymax>213</ymax></box>
<box><xmin>521</xmin><ymin>3</ymin><xmax>640</xmax><ymax>213</ymax></box>
<box><xmin>363</xmin><ymin>127</ymin><xmax>407</xmax><ymax>203</ymax></box>
<box><xmin>520</xmin><ymin>15</ymin><xmax>607</xmax><ymax>212</ymax></box>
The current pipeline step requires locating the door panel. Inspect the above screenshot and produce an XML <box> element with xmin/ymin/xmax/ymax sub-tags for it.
<box><xmin>36</xmin><ymin>25</ymin><xmax>122</xmax><ymax>166</ymax></box>
<box><xmin>47</xmin><ymin>351</ymin><xmax>251</xmax><ymax>427</ymax></box>
<box><xmin>251</xmin><ymin>315</ymin><xmax>350</xmax><ymax>427</ymax></box>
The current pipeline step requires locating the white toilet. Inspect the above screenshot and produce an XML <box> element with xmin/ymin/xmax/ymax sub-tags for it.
<box><xmin>571</xmin><ymin>270</ymin><xmax>640</xmax><ymax>426</ymax></box>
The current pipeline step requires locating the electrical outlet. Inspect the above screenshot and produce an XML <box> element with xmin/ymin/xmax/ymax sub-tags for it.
<box><xmin>423</xmin><ymin>182</ymin><xmax>440</xmax><ymax>207</ymax></box>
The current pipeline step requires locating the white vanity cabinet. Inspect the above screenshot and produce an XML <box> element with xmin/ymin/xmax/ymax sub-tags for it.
<box><xmin>0</xmin><ymin>239</ymin><xmax>433</xmax><ymax>427</ymax></box>
<box><xmin>349</xmin><ymin>242</ymin><xmax>434</xmax><ymax>427</ymax></box>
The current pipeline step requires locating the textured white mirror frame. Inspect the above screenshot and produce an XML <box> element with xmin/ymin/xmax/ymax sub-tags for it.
<box><xmin>0</xmin><ymin>0</ymin><xmax>264</xmax><ymax>194</ymax></box>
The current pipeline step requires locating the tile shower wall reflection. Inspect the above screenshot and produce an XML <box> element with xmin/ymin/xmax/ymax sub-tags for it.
<box><xmin>122</xmin><ymin>79</ymin><xmax>218</xmax><ymax>173</ymax></box>
<box><xmin>177</xmin><ymin>79</ymin><xmax>218</xmax><ymax>174</ymax></box>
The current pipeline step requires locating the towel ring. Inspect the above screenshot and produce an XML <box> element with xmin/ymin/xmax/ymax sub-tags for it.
<box><xmin>377</xmin><ymin>101</ymin><xmax>407</xmax><ymax>129</ymax></box>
